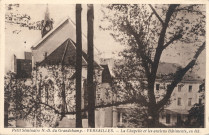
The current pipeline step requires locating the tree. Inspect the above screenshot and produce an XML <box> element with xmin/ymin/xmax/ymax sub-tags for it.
<box><xmin>101</xmin><ymin>4</ymin><xmax>205</xmax><ymax>127</ymax></box>
<box><xmin>87</xmin><ymin>4</ymin><xmax>95</xmax><ymax>128</ymax></box>
<box><xmin>4</xmin><ymin>67</ymin><xmax>76</xmax><ymax>127</ymax></box>
<box><xmin>75</xmin><ymin>4</ymin><xmax>83</xmax><ymax>128</ymax></box>
<box><xmin>119</xmin><ymin>105</ymin><xmax>148</xmax><ymax>128</ymax></box>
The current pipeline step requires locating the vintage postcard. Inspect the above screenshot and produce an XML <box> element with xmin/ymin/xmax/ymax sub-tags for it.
<box><xmin>0</xmin><ymin>0</ymin><xmax>208</xmax><ymax>134</ymax></box>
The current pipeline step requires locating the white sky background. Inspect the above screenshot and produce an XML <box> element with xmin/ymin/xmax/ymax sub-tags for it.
<box><xmin>5</xmin><ymin>4</ymin><xmax>123</xmax><ymax>72</ymax></box>
<box><xmin>5</xmin><ymin>4</ymin><xmax>205</xmax><ymax>78</ymax></box>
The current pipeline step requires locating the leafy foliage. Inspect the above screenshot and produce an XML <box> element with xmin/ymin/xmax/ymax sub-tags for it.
<box><xmin>5</xmin><ymin>65</ymin><xmax>76</xmax><ymax>127</ymax></box>
<box><xmin>187</xmin><ymin>103</ymin><xmax>204</xmax><ymax>127</ymax></box>
<box><xmin>101</xmin><ymin>4</ymin><xmax>205</xmax><ymax>127</ymax></box>
<box><xmin>186</xmin><ymin>82</ymin><xmax>205</xmax><ymax>128</ymax></box>
<box><xmin>4</xmin><ymin>64</ymin><xmax>110</xmax><ymax>127</ymax></box>
<box><xmin>120</xmin><ymin>105</ymin><xmax>148</xmax><ymax>128</ymax></box>
<box><xmin>5</xmin><ymin>4</ymin><xmax>54</xmax><ymax>33</ymax></box>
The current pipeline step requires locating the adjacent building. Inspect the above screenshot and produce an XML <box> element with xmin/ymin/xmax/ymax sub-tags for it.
<box><xmin>100</xmin><ymin>59</ymin><xmax>204</xmax><ymax>128</ymax></box>
<box><xmin>14</xmin><ymin>52</ymin><xmax>32</xmax><ymax>78</ymax></box>
<box><xmin>156</xmin><ymin>62</ymin><xmax>204</xmax><ymax>127</ymax></box>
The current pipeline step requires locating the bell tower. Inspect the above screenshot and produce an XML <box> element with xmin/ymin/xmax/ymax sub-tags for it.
<box><xmin>41</xmin><ymin>4</ymin><xmax>53</xmax><ymax>38</ymax></box>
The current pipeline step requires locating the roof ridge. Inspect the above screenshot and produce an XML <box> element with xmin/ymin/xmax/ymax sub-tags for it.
<box><xmin>31</xmin><ymin>17</ymin><xmax>89</xmax><ymax>51</ymax></box>
<box><xmin>31</xmin><ymin>17</ymin><xmax>70</xmax><ymax>50</ymax></box>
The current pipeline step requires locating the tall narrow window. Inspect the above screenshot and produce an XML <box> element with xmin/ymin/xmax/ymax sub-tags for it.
<box><xmin>178</xmin><ymin>98</ymin><xmax>181</xmax><ymax>106</ymax></box>
<box><xmin>117</xmin><ymin>112</ymin><xmax>120</xmax><ymax>123</ymax></box>
<box><xmin>199</xmin><ymin>84</ymin><xmax>203</xmax><ymax>91</ymax></box>
<box><xmin>199</xmin><ymin>84</ymin><xmax>204</xmax><ymax>92</ymax></box>
<box><xmin>122</xmin><ymin>113</ymin><xmax>126</xmax><ymax>123</ymax></box>
<box><xmin>199</xmin><ymin>98</ymin><xmax>202</xmax><ymax>104</ymax></box>
<box><xmin>166</xmin><ymin>114</ymin><xmax>171</xmax><ymax>124</ymax></box>
<box><xmin>188</xmin><ymin>98</ymin><xmax>192</xmax><ymax>106</ymax></box>
<box><xmin>178</xmin><ymin>85</ymin><xmax>182</xmax><ymax>92</ymax></box>
<box><xmin>177</xmin><ymin>114</ymin><xmax>181</xmax><ymax>125</ymax></box>
<box><xmin>189</xmin><ymin>85</ymin><xmax>192</xmax><ymax>92</ymax></box>
<box><xmin>156</xmin><ymin>84</ymin><xmax>160</xmax><ymax>90</ymax></box>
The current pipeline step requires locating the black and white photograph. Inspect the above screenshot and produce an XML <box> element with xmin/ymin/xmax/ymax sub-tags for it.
<box><xmin>1</xmin><ymin>0</ymin><xmax>208</xmax><ymax>133</ymax></box>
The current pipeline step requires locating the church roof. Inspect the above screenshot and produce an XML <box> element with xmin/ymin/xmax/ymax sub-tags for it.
<box><xmin>38</xmin><ymin>38</ymin><xmax>100</xmax><ymax>67</ymax></box>
<box><xmin>31</xmin><ymin>17</ymin><xmax>101</xmax><ymax>68</ymax></box>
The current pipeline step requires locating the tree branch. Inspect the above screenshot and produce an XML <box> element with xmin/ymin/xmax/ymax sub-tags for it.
<box><xmin>152</xmin><ymin>4</ymin><xmax>180</xmax><ymax>79</ymax></box>
<box><xmin>30</xmin><ymin>100</ymin><xmax>62</xmax><ymax>115</ymax></box>
<box><xmin>162</xmin><ymin>34</ymin><xmax>182</xmax><ymax>50</ymax></box>
<box><xmin>122</xmin><ymin>80</ymin><xmax>148</xmax><ymax>105</ymax></box>
<box><xmin>148</xmin><ymin>4</ymin><xmax>164</xmax><ymax>25</ymax></box>
<box><xmin>174</xmin><ymin>5</ymin><xmax>205</xmax><ymax>16</ymax></box>
<box><xmin>157</xmin><ymin>42</ymin><xmax>205</xmax><ymax>109</ymax></box>
<box><xmin>148</xmin><ymin>5</ymin><xmax>179</xmax><ymax>107</ymax></box>
<box><xmin>27</xmin><ymin>92</ymin><xmax>146</xmax><ymax>117</ymax></box>
<box><xmin>123</xmin><ymin>21</ymin><xmax>152</xmax><ymax>77</ymax></box>
<box><xmin>65</xmin><ymin>99</ymin><xmax>140</xmax><ymax>115</ymax></box>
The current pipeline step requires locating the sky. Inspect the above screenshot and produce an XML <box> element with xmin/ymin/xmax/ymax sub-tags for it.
<box><xmin>5</xmin><ymin>4</ymin><xmax>122</xmax><ymax>72</ymax></box>
<box><xmin>5</xmin><ymin>4</ymin><xmax>205</xmax><ymax>78</ymax></box>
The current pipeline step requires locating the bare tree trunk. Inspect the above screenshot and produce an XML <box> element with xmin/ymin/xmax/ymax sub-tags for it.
<box><xmin>147</xmin><ymin>80</ymin><xmax>159</xmax><ymax>127</ymax></box>
<box><xmin>147</xmin><ymin>105</ymin><xmax>160</xmax><ymax>127</ymax></box>
<box><xmin>76</xmin><ymin>4</ymin><xmax>82</xmax><ymax>128</ymax></box>
<box><xmin>87</xmin><ymin>4</ymin><xmax>95</xmax><ymax>128</ymax></box>
<box><xmin>4</xmin><ymin>100</ymin><xmax>9</xmax><ymax>127</ymax></box>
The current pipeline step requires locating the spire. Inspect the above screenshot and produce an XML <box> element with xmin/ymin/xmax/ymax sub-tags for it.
<box><xmin>41</xmin><ymin>4</ymin><xmax>53</xmax><ymax>38</ymax></box>
<box><xmin>44</xmin><ymin>4</ymin><xmax>50</xmax><ymax>22</ymax></box>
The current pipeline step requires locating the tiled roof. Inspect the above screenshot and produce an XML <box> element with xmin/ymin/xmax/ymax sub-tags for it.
<box><xmin>101</xmin><ymin>58</ymin><xmax>203</xmax><ymax>82</ymax></box>
<box><xmin>39</xmin><ymin>38</ymin><xmax>100</xmax><ymax>67</ymax></box>
<box><xmin>157</xmin><ymin>62</ymin><xmax>180</xmax><ymax>75</ymax></box>
<box><xmin>157</xmin><ymin>62</ymin><xmax>203</xmax><ymax>82</ymax></box>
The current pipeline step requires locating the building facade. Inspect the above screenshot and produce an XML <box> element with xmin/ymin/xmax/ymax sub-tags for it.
<box><xmin>29</xmin><ymin>16</ymin><xmax>115</xmax><ymax>127</ymax></box>
<box><xmin>155</xmin><ymin>63</ymin><xmax>204</xmax><ymax>127</ymax></box>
